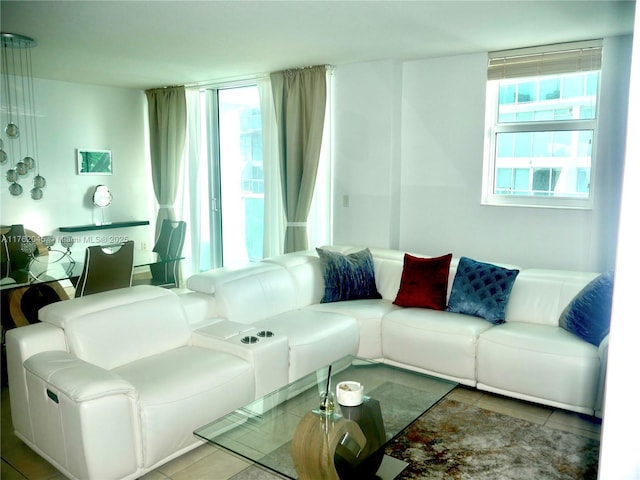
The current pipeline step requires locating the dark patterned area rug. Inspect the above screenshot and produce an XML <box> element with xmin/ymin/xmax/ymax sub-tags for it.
<box><xmin>384</xmin><ymin>399</ymin><xmax>600</xmax><ymax>480</ymax></box>
<box><xmin>231</xmin><ymin>398</ymin><xmax>600</xmax><ymax>479</ymax></box>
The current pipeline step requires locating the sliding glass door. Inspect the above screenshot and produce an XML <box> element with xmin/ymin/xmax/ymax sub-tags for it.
<box><xmin>203</xmin><ymin>84</ymin><xmax>264</xmax><ymax>268</ymax></box>
<box><xmin>185</xmin><ymin>74</ymin><xmax>330</xmax><ymax>275</ymax></box>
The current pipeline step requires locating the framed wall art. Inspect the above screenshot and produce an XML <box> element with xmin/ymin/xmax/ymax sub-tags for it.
<box><xmin>77</xmin><ymin>149</ymin><xmax>113</xmax><ymax>175</ymax></box>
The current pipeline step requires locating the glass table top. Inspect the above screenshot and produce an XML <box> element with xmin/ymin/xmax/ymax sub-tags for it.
<box><xmin>0</xmin><ymin>249</ymin><xmax>183</xmax><ymax>290</ymax></box>
<box><xmin>194</xmin><ymin>355</ymin><xmax>457</xmax><ymax>479</ymax></box>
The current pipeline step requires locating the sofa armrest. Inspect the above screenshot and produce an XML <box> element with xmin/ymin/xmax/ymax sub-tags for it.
<box><xmin>5</xmin><ymin>322</ymin><xmax>67</xmax><ymax>444</ymax></box>
<box><xmin>24</xmin><ymin>350</ymin><xmax>136</xmax><ymax>401</ymax></box>
<box><xmin>595</xmin><ymin>334</ymin><xmax>609</xmax><ymax>418</ymax></box>
<box><xmin>23</xmin><ymin>351</ymin><xmax>140</xmax><ymax>480</ymax></box>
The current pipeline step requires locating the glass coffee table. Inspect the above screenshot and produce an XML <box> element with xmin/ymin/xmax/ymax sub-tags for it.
<box><xmin>195</xmin><ymin>355</ymin><xmax>457</xmax><ymax>479</ymax></box>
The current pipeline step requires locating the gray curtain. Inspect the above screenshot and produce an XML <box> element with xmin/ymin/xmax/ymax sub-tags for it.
<box><xmin>270</xmin><ymin>66</ymin><xmax>327</xmax><ymax>253</ymax></box>
<box><xmin>145</xmin><ymin>86</ymin><xmax>187</xmax><ymax>238</ymax></box>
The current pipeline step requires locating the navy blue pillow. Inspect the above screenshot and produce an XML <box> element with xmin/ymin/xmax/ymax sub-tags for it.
<box><xmin>317</xmin><ymin>248</ymin><xmax>382</xmax><ymax>303</ymax></box>
<box><xmin>559</xmin><ymin>271</ymin><xmax>614</xmax><ymax>346</ymax></box>
<box><xmin>446</xmin><ymin>257</ymin><xmax>519</xmax><ymax>324</ymax></box>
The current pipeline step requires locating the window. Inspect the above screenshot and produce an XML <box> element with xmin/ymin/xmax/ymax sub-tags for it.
<box><xmin>192</xmin><ymin>85</ymin><xmax>265</xmax><ymax>268</ymax></box>
<box><xmin>182</xmin><ymin>72</ymin><xmax>332</xmax><ymax>274</ymax></box>
<box><xmin>482</xmin><ymin>40</ymin><xmax>602</xmax><ymax>208</ymax></box>
<box><xmin>219</xmin><ymin>87</ymin><xmax>265</xmax><ymax>263</ymax></box>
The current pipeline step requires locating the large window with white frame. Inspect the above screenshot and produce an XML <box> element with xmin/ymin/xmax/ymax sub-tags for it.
<box><xmin>482</xmin><ymin>40</ymin><xmax>602</xmax><ymax>208</ymax></box>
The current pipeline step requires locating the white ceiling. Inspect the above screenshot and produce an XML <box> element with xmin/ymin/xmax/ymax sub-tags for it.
<box><xmin>1</xmin><ymin>0</ymin><xmax>636</xmax><ymax>90</ymax></box>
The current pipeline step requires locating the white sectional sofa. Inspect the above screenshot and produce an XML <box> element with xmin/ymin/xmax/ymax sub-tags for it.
<box><xmin>6</xmin><ymin>245</ymin><xmax>610</xmax><ymax>480</ymax></box>
<box><xmin>185</xmin><ymin>245</ymin><xmax>608</xmax><ymax>417</ymax></box>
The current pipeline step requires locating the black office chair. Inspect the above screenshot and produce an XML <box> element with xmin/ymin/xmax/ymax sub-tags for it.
<box><xmin>74</xmin><ymin>241</ymin><xmax>134</xmax><ymax>297</ymax></box>
<box><xmin>148</xmin><ymin>220</ymin><xmax>186</xmax><ymax>287</ymax></box>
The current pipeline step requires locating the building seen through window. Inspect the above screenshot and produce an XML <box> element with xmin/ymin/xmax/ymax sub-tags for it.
<box><xmin>483</xmin><ymin>40</ymin><xmax>602</xmax><ymax>208</ymax></box>
<box><xmin>218</xmin><ymin>86</ymin><xmax>264</xmax><ymax>264</ymax></box>
<box><xmin>493</xmin><ymin>72</ymin><xmax>597</xmax><ymax>198</ymax></box>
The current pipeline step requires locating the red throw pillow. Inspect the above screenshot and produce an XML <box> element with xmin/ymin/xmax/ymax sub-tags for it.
<box><xmin>393</xmin><ymin>253</ymin><xmax>453</xmax><ymax>310</ymax></box>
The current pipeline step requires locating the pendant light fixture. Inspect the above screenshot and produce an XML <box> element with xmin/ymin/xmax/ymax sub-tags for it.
<box><xmin>1</xmin><ymin>32</ymin><xmax>46</xmax><ymax>200</ymax></box>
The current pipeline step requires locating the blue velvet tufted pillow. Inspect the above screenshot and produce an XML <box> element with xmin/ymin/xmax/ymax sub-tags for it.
<box><xmin>317</xmin><ymin>248</ymin><xmax>382</xmax><ymax>303</ymax></box>
<box><xmin>446</xmin><ymin>257</ymin><xmax>520</xmax><ymax>324</ymax></box>
<box><xmin>559</xmin><ymin>271</ymin><xmax>614</xmax><ymax>346</ymax></box>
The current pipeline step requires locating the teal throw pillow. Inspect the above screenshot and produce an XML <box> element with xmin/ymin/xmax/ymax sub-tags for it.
<box><xmin>317</xmin><ymin>248</ymin><xmax>382</xmax><ymax>303</ymax></box>
<box><xmin>446</xmin><ymin>256</ymin><xmax>519</xmax><ymax>324</ymax></box>
<box><xmin>559</xmin><ymin>271</ymin><xmax>614</xmax><ymax>346</ymax></box>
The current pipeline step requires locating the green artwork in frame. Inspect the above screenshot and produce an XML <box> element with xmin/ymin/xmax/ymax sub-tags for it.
<box><xmin>77</xmin><ymin>149</ymin><xmax>112</xmax><ymax>175</ymax></box>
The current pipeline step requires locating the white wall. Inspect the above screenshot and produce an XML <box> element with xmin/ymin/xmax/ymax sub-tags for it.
<box><xmin>1</xmin><ymin>78</ymin><xmax>153</xmax><ymax>257</ymax></box>
<box><xmin>332</xmin><ymin>60</ymin><xmax>403</xmax><ymax>249</ymax></box>
<box><xmin>333</xmin><ymin>35</ymin><xmax>632</xmax><ymax>272</ymax></box>
<box><xmin>599</xmin><ymin>7</ymin><xmax>640</xmax><ymax>479</ymax></box>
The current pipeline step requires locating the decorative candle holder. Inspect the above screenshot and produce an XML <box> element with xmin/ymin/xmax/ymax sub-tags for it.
<box><xmin>319</xmin><ymin>391</ymin><xmax>335</xmax><ymax>415</ymax></box>
<box><xmin>336</xmin><ymin>381</ymin><xmax>364</xmax><ymax>407</ymax></box>
<box><xmin>316</xmin><ymin>364</ymin><xmax>334</xmax><ymax>416</ymax></box>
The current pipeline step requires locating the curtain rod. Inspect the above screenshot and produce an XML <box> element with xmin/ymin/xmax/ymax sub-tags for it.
<box><xmin>283</xmin><ymin>64</ymin><xmax>332</xmax><ymax>71</ymax></box>
<box><xmin>185</xmin><ymin>72</ymin><xmax>269</xmax><ymax>89</ymax></box>
<box><xmin>185</xmin><ymin>64</ymin><xmax>335</xmax><ymax>90</ymax></box>
<box><xmin>278</xmin><ymin>64</ymin><xmax>334</xmax><ymax>74</ymax></box>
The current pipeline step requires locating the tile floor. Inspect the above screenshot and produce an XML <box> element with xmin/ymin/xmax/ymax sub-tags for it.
<box><xmin>1</xmin><ymin>384</ymin><xmax>601</xmax><ymax>480</ymax></box>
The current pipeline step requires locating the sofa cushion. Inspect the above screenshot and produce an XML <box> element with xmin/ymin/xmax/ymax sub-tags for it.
<box><xmin>113</xmin><ymin>346</ymin><xmax>255</xmax><ymax>468</ymax></box>
<box><xmin>61</xmin><ymin>287</ymin><xmax>192</xmax><ymax>370</ymax></box>
<box><xmin>317</xmin><ymin>248</ymin><xmax>381</xmax><ymax>303</ymax></box>
<box><xmin>504</xmin><ymin>269</ymin><xmax>598</xmax><ymax>326</ymax></box>
<box><xmin>264</xmin><ymin>251</ymin><xmax>326</xmax><ymax>307</ymax></box>
<box><xmin>213</xmin><ymin>267</ymin><xmax>298</xmax><ymax>323</ymax></box>
<box><xmin>39</xmin><ymin>284</ymin><xmax>171</xmax><ymax>328</ymax></box>
<box><xmin>393</xmin><ymin>253</ymin><xmax>452</xmax><ymax>310</ymax></box>
<box><xmin>187</xmin><ymin>262</ymin><xmax>282</xmax><ymax>295</ymax></box>
<box><xmin>558</xmin><ymin>271</ymin><xmax>614</xmax><ymax>346</ymax></box>
<box><xmin>371</xmin><ymin>255</ymin><xmax>405</xmax><ymax>301</ymax></box>
<box><xmin>446</xmin><ymin>257</ymin><xmax>519</xmax><ymax>325</ymax></box>
<box><xmin>252</xmin><ymin>309</ymin><xmax>359</xmax><ymax>381</ymax></box>
<box><xmin>476</xmin><ymin>323</ymin><xmax>600</xmax><ymax>413</ymax></box>
<box><xmin>382</xmin><ymin>308</ymin><xmax>494</xmax><ymax>386</ymax></box>
<box><xmin>307</xmin><ymin>299</ymin><xmax>400</xmax><ymax>359</ymax></box>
